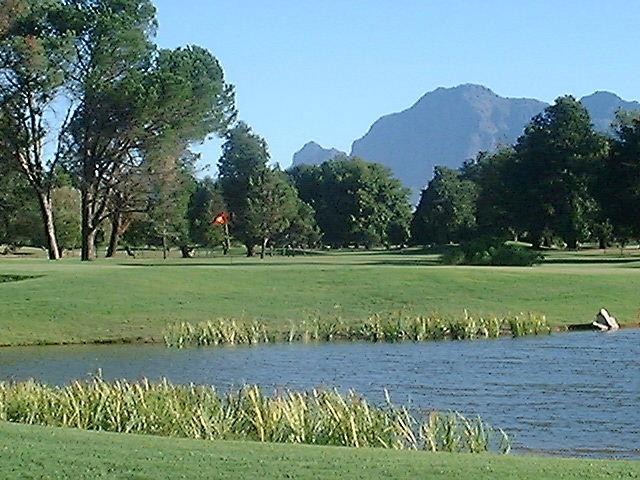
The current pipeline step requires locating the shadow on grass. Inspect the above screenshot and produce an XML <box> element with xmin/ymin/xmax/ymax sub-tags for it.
<box><xmin>119</xmin><ymin>258</ymin><xmax>442</xmax><ymax>268</ymax></box>
<box><xmin>0</xmin><ymin>274</ymin><xmax>41</xmax><ymax>283</ymax></box>
<box><xmin>543</xmin><ymin>257</ymin><xmax>640</xmax><ymax>265</ymax></box>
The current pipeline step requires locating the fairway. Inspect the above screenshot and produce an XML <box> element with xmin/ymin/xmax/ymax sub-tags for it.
<box><xmin>0</xmin><ymin>422</ymin><xmax>637</xmax><ymax>480</ymax></box>
<box><xmin>0</xmin><ymin>249</ymin><xmax>638</xmax><ymax>346</ymax></box>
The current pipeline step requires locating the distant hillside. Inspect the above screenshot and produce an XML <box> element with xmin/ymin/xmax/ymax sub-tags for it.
<box><xmin>292</xmin><ymin>141</ymin><xmax>345</xmax><ymax>167</ymax></box>
<box><xmin>350</xmin><ymin>84</ymin><xmax>548</xmax><ymax>196</ymax></box>
<box><xmin>580</xmin><ymin>91</ymin><xmax>640</xmax><ymax>132</ymax></box>
<box><xmin>292</xmin><ymin>85</ymin><xmax>640</xmax><ymax>199</ymax></box>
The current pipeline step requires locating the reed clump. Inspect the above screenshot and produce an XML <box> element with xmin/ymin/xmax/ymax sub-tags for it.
<box><xmin>0</xmin><ymin>377</ymin><xmax>509</xmax><ymax>454</ymax></box>
<box><xmin>164</xmin><ymin>312</ymin><xmax>550</xmax><ymax>348</ymax></box>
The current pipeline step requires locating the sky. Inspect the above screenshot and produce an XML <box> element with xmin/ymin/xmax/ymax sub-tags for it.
<box><xmin>153</xmin><ymin>0</ymin><xmax>640</xmax><ymax>174</ymax></box>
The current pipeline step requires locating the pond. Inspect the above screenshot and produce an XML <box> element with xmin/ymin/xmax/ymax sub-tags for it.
<box><xmin>0</xmin><ymin>329</ymin><xmax>638</xmax><ymax>459</ymax></box>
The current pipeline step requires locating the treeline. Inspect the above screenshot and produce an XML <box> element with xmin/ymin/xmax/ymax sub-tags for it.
<box><xmin>0</xmin><ymin>0</ymin><xmax>235</xmax><ymax>260</ymax></box>
<box><xmin>412</xmin><ymin>96</ymin><xmax>640</xmax><ymax>250</ymax></box>
<box><xmin>3</xmin><ymin>4</ymin><xmax>639</xmax><ymax>260</ymax></box>
<box><xmin>0</xmin><ymin>0</ymin><xmax>413</xmax><ymax>260</ymax></box>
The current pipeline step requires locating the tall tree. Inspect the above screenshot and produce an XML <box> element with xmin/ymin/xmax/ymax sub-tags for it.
<box><xmin>411</xmin><ymin>166</ymin><xmax>477</xmax><ymax>245</ymax></box>
<box><xmin>218</xmin><ymin>122</ymin><xmax>268</xmax><ymax>257</ymax></box>
<box><xmin>460</xmin><ymin>149</ymin><xmax>519</xmax><ymax>239</ymax></box>
<box><xmin>248</xmin><ymin>168</ymin><xmax>302</xmax><ymax>258</ymax></box>
<box><xmin>289</xmin><ymin>156</ymin><xmax>411</xmax><ymax>248</ymax></box>
<box><xmin>145</xmin><ymin>148</ymin><xmax>197</xmax><ymax>259</ymax></box>
<box><xmin>601</xmin><ymin>112</ymin><xmax>640</xmax><ymax>243</ymax></box>
<box><xmin>65</xmin><ymin>0</ymin><xmax>235</xmax><ymax>260</ymax></box>
<box><xmin>0</xmin><ymin>0</ymin><xmax>76</xmax><ymax>259</ymax></box>
<box><xmin>219</xmin><ymin>123</ymin><xmax>304</xmax><ymax>257</ymax></box>
<box><xmin>511</xmin><ymin>96</ymin><xmax>608</xmax><ymax>249</ymax></box>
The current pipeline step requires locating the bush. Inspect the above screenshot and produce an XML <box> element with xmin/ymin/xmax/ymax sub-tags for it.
<box><xmin>443</xmin><ymin>239</ymin><xmax>543</xmax><ymax>266</ymax></box>
<box><xmin>490</xmin><ymin>244</ymin><xmax>544</xmax><ymax>266</ymax></box>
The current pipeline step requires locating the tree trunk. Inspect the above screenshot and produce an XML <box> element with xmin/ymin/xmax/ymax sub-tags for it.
<box><xmin>106</xmin><ymin>211</ymin><xmax>122</xmax><ymax>258</ymax></box>
<box><xmin>598</xmin><ymin>237</ymin><xmax>607</xmax><ymax>250</ymax></box>
<box><xmin>37</xmin><ymin>194</ymin><xmax>61</xmax><ymax>260</ymax></box>
<box><xmin>180</xmin><ymin>245</ymin><xmax>194</xmax><ymax>258</ymax></box>
<box><xmin>223</xmin><ymin>223</ymin><xmax>230</xmax><ymax>255</ymax></box>
<box><xmin>260</xmin><ymin>238</ymin><xmax>268</xmax><ymax>259</ymax></box>
<box><xmin>81</xmin><ymin>192</ymin><xmax>97</xmax><ymax>261</ymax></box>
<box><xmin>162</xmin><ymin>229</ymin><xmax>168</xmax><ymax>260</ymax></box>
<box><xmin>245</xmin><ymin>243</ymin><xmax>254</xmax><ymax>257</ymax></box>
<box><xmin>566</xmin><ymin>235</ymin><xmax>578</xmax><ymax>250</ymax></box>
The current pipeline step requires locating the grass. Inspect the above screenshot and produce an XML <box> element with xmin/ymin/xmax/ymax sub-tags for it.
<box><xmin>162</xmin><ymin>313</ymin><xmax>550</xmax><ymax>347</ymax></box>
<box><xmin>0</xmin><ymin>377</ymin><xmax>507</xmax><ymax>453</ymax></box>
<box><xmin>0</xmin><ymin>248</ymin><xmax>639</xmax><ymax>345</ymax></box>
<box><xmin>1</xmin><ymin>422</ymin><xmax>638</xmax><ymax>480</ymax></box>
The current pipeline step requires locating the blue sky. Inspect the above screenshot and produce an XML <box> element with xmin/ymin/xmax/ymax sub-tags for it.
<box><xmin>153</xmin><ymin>0</ymin><xmax>640</xmax><ymax>174</ymax></box>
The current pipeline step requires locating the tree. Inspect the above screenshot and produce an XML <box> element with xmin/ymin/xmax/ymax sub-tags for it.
<box><xmin>187</xmin><ymin>177</ymin><xmax>228</xmax><ymax>250</ymax></box>
<box><xmin>64</xmin><ymin>1</ymin><xmax>235</xmax><ymax>260</ymax></box>
<box><xmin>0</xmin><ymin>0</ymin><xmax>77</xmax><ymax>259</ymax></box>
<box><xmin>460</xmin><ymin>149</ymin><xmax>520</xmax><ymax>239</ymax></box>
<box><xmin>218</xmin><ymin>122</ymin><xmax>268</xmax><ymax>257</ymax></box>
<box><xmin>289</xmin><ymin>156</ymin><xmax>412</xmax><ymax>248</ymax></box>
<box><xmin>0</xmin><ymin>160</ymin><xmax>41</xmax><ymax>248</ymax></box>
<box><xmin>511</xmin><ymin>96</ymin><xmax>608</xmax><ymax>249</ymax></box>
<box><xmin>272</xmin><ymin>200</ymin><xmax>321</xmax><ymax>251</ymax></box>
<box><xmin>411</xmin><ymin>166</ymin><xmax>477</xmax><ymax>245</ymax></box>
<box><xmin>248</xmin><ymin>168</ymin><xmax>302</xmax><ymax>258</ymax></box>
<box><xmin>219</xmin><ymin>123</ymin><xmax>304</xmax><ymax>257</ymax></box>
<box><xmin>601</xmin><ymin>112</ymin><xmax>640</xmax><ymax>244</ymax></box>
<box><xmin>51</xmin><ymin>185</ymin><xmax>81</xmax><ymax>253</ymax></box>
<box><xmin>145</xmin><ymin>148</ymin><xmax>197</xmax><ymax>259</ymax></box>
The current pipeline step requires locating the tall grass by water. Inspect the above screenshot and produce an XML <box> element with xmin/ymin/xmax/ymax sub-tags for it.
<box><xmin>0</xmin><ymin>377</ymin><xmax>509</xmax><ymax>454</ymax></box>
<box><xmin>163</xmin><ymin>312</ymin><xmax>550</xmax><ymax>348</ymax></box>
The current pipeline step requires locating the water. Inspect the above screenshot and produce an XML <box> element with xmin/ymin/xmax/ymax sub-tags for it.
<box><xmin>0</xmin><ymin>330</ymin><xmax>638</xmax><ymax>458</ymax></box>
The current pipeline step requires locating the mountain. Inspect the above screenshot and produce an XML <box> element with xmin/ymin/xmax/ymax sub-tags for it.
<box><xmin>292</xmin><ymin>85</ymin><xmax>640</xmax><ymax>200</ymax></box>
<box><xmin>292</xmin><ymin>141</ymin><xmax>345</xmax><ymax>167</ymax></box>
<box><xmin>580</xmin><ymin>91</ymin><xmax>640</xmax><ymax>132</ymax></box>
<box><xmin>350</xmin><ymin>84</ymin><xmax>548</xmax><ymax>196</ymax></box>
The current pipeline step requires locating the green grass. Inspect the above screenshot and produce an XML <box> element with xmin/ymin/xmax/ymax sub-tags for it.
<box><xmin>0</xmin><ymin>377</ymin><xmax>506</xmax><ymax>453</ymax></box>
<box><xmin>0</xmin><ymin>249</ymin><xmax>639</xmax><ymax>346</ymax></box>
<box><xmin>0</xmin><ymin>422</ymin><xmax>637</xmax><ymax>480</ymax></box>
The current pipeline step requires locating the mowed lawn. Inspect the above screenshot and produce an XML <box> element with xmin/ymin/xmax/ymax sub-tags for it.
<box><xmin>0</xmin><ymin>249</ymin><xmax>639</xmax><ymax>345</ymax></box>
<box><xmin>1</xmin><ymin>422</ymin><xmax>637</xmax><ymax>480</ymax></box>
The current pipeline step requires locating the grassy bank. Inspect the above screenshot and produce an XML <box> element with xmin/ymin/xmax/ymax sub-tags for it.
<box><xmin>163</xmin><ymin>313</ymin><xmax>550</xmax><ymax>347</ymax></box>
<box><xmin>0</xmin><ymin>377</ymin><xmax>506</xmax><ymax>453</ymax></box>
<box><xmin>1</xmin><ymin>422</ymin><xmax>637</xmax><ymax>480</ymax></box>
<box><xmin>0</xmin><ymin>249</ymin><xmax>639</xmax><ymax>346</ymax></box>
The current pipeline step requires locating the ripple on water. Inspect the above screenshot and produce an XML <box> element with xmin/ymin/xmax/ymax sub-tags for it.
<box><xmin>0</xmin><ymin>329</ymin><xmax>638</xmax><ymax>459</ymax></box>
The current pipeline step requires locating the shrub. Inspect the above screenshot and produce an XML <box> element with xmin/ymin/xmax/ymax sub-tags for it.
<box><xmin>443</xmin><ymin>239</ymin><xmax>544</xmax><ymax>266</ymax></box>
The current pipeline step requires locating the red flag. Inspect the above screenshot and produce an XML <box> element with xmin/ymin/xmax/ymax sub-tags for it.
<box><xmin>212</xmin><ymin>212</ymin><xmax>229</xmax><ymax>225</ymax></box>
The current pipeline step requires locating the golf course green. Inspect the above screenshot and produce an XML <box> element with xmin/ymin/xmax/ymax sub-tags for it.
<box><xmin>0</xmin><ymin>248</ymin><xmax>638</xmax><ymax>346</ymax></box>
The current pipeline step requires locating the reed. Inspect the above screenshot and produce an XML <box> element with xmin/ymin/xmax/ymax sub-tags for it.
<box><xmin>0</xmin><ymin>377</ymin><xmax>509</xmax><ymax>454</ymax></box>
<box><xmin>164</xmin><ymin>311</ymin><xmax>550</xmax><ymax>348</ymax></box>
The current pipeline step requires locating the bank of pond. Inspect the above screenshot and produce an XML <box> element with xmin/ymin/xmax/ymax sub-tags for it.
<box><xmin>162</xmin><ymin>312</ymin><xmax>551</xmax><ymax>348</ymax></box>
<box><xmin>0</xmin><ymin>328</ymin><xmax>637</xmax><ymax>459</ymax></box>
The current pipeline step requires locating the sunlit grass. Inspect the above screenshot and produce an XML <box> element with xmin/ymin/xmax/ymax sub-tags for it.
<box><xmin>162</xmin><ymin>312</ymin><xmax>549</xmax><ymax>348</ymax></box>
<box><xmin>0</xmin><ymin>376</ymin><xmax>508</xmax><ymax>454</ymax></box>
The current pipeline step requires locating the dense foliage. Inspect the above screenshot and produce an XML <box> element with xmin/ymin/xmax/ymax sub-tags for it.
<box><xmin>412</xmin><ymin>96</ymin><xmax>640</xmax><ymax>251</ymax></box>
<box><xmin>288</xmin><ymin>156</ymin><xmax>412</xmax><ymax>248</ymax></box>
<box><xmin>442</xmin><ymin>240</ymin><xmax>545</xmax><ymax>266</ymax></box>
<box><xmin>1</xmin><ymin>4</ymin><xmax>639</xmax><ymax>258</ymax></box>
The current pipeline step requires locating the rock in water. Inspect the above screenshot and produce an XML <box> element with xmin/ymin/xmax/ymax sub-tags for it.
<box><xmin>592</xmin><ymin>308</ymin><xmax>620</xmax><ymax>331</ymax></box>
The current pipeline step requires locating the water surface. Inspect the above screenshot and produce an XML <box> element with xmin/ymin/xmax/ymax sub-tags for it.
<box><xmin>1</xmin><ymin>330</ymin><xmax>638</xmax><ymax>458</ymax></box>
